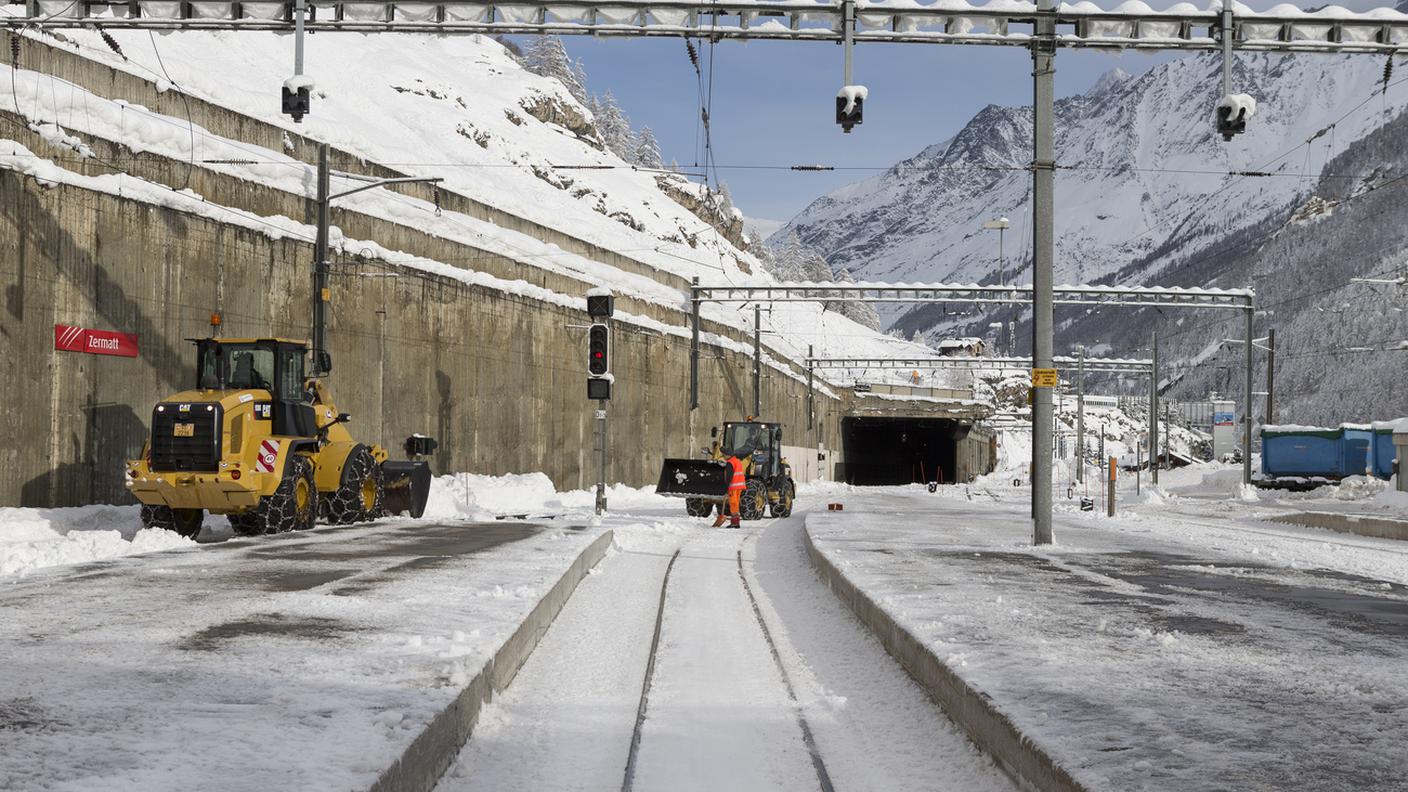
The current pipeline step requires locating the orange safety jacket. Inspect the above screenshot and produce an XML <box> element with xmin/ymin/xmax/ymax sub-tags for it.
<box><xmin>727</xmin><ymin>456</ymin><xmax>747</xmax><ymax>491</ymax></box>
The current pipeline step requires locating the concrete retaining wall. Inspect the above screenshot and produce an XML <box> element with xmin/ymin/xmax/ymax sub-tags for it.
<box><xmin>369</xmin><ymin>528</ymin><xmax>614</xmax><ymax>792</ymax></box>
<box><xmin>0</xmin><ymin>172</ymin><xmax>841</xmax><ymax>505</ymax></box>
<box><xmin>802</xmin><ymin>522</ymin><xmax>1086</xmax><ymax>792</ymax></box>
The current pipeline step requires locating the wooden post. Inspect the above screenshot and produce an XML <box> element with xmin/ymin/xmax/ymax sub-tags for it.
<box><xmin>1107</xmin><ymin>456</ymin><xmax>1117</xmax><ymax>517</ymax></box>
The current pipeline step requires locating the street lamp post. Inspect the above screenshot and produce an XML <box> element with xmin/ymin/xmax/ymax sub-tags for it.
<box><xmin>983</xmin><ymin>217</ymin><xmax>1011</xmax><ymax>355</ymax></box>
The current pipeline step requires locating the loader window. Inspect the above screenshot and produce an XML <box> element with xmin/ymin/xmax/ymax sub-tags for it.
<box><xmin>198</xmin><ymin>346</ymin><xmax>222</xmax><ymax>390</ymax></box>
<box><xmin>723</xmin><ymin>423</ymin><xmax>767</xmax><ymax>457</ymax></box>
<box><xmin>276</xmin><ymin>348</ymin><xmax>305</xmax><ymax>403</ymax></box>
<box><xmin>227</xmin><ymin>348</ymin><xmax>274</xmax><ymax>391</ymax></box>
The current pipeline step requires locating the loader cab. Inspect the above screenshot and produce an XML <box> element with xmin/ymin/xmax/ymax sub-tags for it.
<box><xmin>194</xmin><ymin>338</ymin><xmax>318</xmax><ymax>437</ymax></box>
<box><xmin>721</xmin><ymin>421</ymin><xmax>784</xmax><ymax>478</ymax></box>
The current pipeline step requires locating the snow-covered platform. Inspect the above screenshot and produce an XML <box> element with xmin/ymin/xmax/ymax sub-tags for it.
<box><xmin>0</xmin><ymin>518</ymin><xmax>610</xmax><ymax>792</ymax></box>
<box><xmin>805</xmin><ymin>487</ymin><xmax>1408</xmax><ymax>792</ymax></box>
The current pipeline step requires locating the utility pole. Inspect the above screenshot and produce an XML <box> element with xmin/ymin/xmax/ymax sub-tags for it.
<box><xmin>753</xmin><ymin>304</ymin><xmax>762</xmax><ymax>418</ymax></box>
<box><xmin>312</xmin><ymin>143</ymin><xmax>330</xmax><ymax>373</ymax></box>
<box><xmin>1150</xmin><ymin>330</ymin><xmax>1159</xmax><ymax>486</ymax></box>
<box><xmin>1076</xmin><ymin>346</ymin><xmax>1085</xmax><ymax>484</ymax></box>
<box><xmin>1030</xmin><ymin>0</ymin><xmax>1057</xmax><ymax>546</ymax></box>
<box><xmin>807</xmin><ymin>344</ymin><xmax>815</xmax><ymax>432</ymax></box>
<box><xmin>690</xmin><ymin>277</ymin><xmax>700</xmax><ymax>410</ymax></box>
<box><xmin>1244</xmin><ymin>305</ymin><xmax>1254</xmax><ymax>485</ymax></box>
<box><xmin>1266</xmin><ymin>328</ymin><xmax>1276</xmax><ymax>425</ymax></box>
<box><xmin>999</xmin><ymin>226</ymin><xmax>1006</xmax><ymax>355</ymax></box>
<box><xmin>310</xmin><ymin>141</ymin><xmax>441</xmax><ymax>375</ymax></box>
<box><xmin>596</xmin><ymin>404</ymin><xmax>608</xmax><ymax>514</ymax></box>
<box><xmin>984</xmin><ymin>217</ymin><xmax>1011</xmax><ymax>355</ymax></box>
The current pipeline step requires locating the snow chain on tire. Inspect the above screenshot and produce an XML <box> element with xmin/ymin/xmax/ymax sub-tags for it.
<box><xmin>327</xmin><ymin>446</ymin><xmax>384</xmax><ymax>524</ymax></box>
<box><xmin>769</xmin><ymin>481</ymin><xmax>795</xmax><ymax>518</ymax></box>
<box><xmin>740</xmin><ymin>479</ymin><xmax>767</xmax><ymax>521</ymax></box>
<box><xmin>231</xmin><ymin>455</ymin><xmax>317</xmax><ymax>536</ymax></box>
<box><xmin>685</xmin><ymin>497</ymin><xmax>713</xmax><ymax>517</ymax></box>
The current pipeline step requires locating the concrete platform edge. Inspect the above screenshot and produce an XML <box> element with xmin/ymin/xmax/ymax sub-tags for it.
<box><xmin>1269</xmin><ymin>511</ymin><xmax>1408</xmax><ymax>541</ymax></box>
<box><xmin>368</xmin><ymin>528</ymin><xmax>615</xmax><ymax>792</ymax></box>
<box><xmin>802</xmin><ymin>520</ymin><xmax>1087</xmax><ymax>792</ymax></box>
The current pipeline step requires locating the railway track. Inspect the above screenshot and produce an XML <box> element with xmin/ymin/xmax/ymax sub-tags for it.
<box><xmin>621</xmin><ymin>539</ymin><xmax>836</xmax><ymax>792</ymax></box>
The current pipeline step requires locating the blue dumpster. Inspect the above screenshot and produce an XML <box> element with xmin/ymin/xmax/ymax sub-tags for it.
<box><xmin>1261</xmin><ymin>425</ymin><xmax>1343</xmax><ymax>478</ymax></box>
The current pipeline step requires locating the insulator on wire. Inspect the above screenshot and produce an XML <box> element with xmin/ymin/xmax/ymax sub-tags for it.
<box><xmin>1384</xmin><ymin>56</ymin><xmax>1394</xmax><ymax>95</ymax></box>
<box><xmin>433</xmin><ymin>187</ymin><xmax>442</xmax><ymax>216</ymax></box>
<box><xmin>685</xmin><ymin>38</ymin><xmax>700</xmax><ymax>75</ymax></box>
<box><xmin>10</xmin><ymin>31</ymin><xmax>19</xmax><ymax>67</ymax></box>
<box><xmin>99</xmin><ymin>31</ymin><xmax>125</xmax><ymax>59</ymax></box>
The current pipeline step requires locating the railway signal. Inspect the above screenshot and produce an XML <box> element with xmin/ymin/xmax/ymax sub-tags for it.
<box><xmin>588</xmin><ymin>324</ymin><xmax>610</xmax><ymax>378</ymax></box>
<box><xmin>836</xmin><ymin>87</ymin><xmax>865</xmax><ymax>133</ymax></box>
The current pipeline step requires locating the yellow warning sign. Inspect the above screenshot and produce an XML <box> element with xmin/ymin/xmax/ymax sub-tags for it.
<box><xmin>1031</xmin><ymin>368</ymin><xmax>1059</xmax><ymax>388</ymax></box>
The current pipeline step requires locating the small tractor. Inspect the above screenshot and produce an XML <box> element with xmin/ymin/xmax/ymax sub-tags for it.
<box><xmin>656</xmin><ymin>419</ymin><xmax>796</xmax><ymax>520</ymax></box>
<box><xmin>125</xmin><ymin>337</ymin><xmax>436</xmax><ymax>537</ymax></box>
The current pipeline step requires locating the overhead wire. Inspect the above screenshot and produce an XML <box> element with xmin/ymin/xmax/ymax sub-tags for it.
<box><xmin>146</xmin><ymin>30</ymin><xmax>196</xmax><ymax>191</ymax></box>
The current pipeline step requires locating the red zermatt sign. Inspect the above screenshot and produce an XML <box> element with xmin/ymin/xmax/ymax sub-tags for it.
<box><xmin>54</xmin><ymin>324</ymin><xmax>139</xmax><ymax>358</ymax></box>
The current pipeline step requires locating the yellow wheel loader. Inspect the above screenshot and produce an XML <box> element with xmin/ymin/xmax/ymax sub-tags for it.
<box><xmin>125</xmin><ymin>338</ymin><xmax>436</xmax><ymax>537</ymax></box>
<box><xmin>657</xmin><ymin>420</ymin><xmax>796</xmax><ymax>520</ymax></box>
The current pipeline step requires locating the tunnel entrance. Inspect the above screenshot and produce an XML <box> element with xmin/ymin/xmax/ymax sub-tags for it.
<box><xmin>839</xmin><ymin>417</ymin><xmax>967</xmax><ymax>486</ymax></box>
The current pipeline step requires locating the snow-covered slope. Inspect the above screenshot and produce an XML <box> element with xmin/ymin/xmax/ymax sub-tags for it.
<box><xmin>1</xmin><ymin>27</ymin><xmax>956</xmax><ymax>389</ymax></box>
<box><xmin>778</xmin><ymin>52</ymin><xmax>1408</xmax><ymax>330</ymax></box>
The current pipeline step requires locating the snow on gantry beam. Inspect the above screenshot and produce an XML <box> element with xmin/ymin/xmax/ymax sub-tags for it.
<box><xmin>694</xmin><ymin>282</ymin><xmax>1254</xmax><ymax>310</ymax></box>
<box><xmin>808</xmin><ymin>355</ymin><xmax>1154</xmax><ymax>373</ymax></box>
<box><xmin>4</xmin><ymin>1</ymin><xmax>1408</xmax><ymax>52</ymax></box>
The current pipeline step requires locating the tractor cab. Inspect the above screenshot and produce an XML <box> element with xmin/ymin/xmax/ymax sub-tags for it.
<box><xmin>193</xmin><ymin>338</ymin><xmax>318</xmax><ymax>437</ymax></box>
<box><xmin>719</xmin><ymin>420</ymin><xmax>784</xmax><ymax>478</ymax></box>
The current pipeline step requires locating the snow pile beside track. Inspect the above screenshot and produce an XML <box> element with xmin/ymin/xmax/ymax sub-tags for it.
<box><xmin>0</xmin><ymin>505</ymin><xmax>194</xmax><ymax>577</ymax></box>
<box><xmin>427</xmin><ymin>473</ymin><xmax>673</xmax><ymax>520</ymax></box>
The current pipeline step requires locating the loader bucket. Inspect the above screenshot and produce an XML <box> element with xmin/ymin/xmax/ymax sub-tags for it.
<box><xmin>656</xmin><ymin>459</ymin><xmax>729</xmax><ymax>499</ymax></box>
<box><xmin>382</xmin><ymin>460</ymin><xmax>432</xmax><ymax>518</ymax></box>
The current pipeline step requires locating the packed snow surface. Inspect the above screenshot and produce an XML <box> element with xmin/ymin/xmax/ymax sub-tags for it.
<box><xmin>0</xmin><ymin>510</ymin><xmax>609</xmax><ymax>791</ymax></box>
<box><xmin>806</xmin><ymin>481</ymin><xmax>1408</xmax><ymax>791</ymax></box>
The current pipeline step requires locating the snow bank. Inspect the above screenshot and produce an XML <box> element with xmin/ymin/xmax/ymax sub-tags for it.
<box><xmin>425</xmin><ymin>472</ymin><xmax>672</xmax><ymax>520</ymax></box>
<box><xmin>0</xmin><ymin>505</ymin><xmax>194</xmax><ymax>577</ymax></box>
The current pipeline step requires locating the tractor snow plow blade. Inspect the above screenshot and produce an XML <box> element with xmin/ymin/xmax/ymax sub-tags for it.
<box><xmin>656</xmin><ymin>459</ymin><xmax>729</xmax><ymax>499</ymax></box>
<box><xmin>382</xmin><ymin>461</ymin><xmax>432</xmax><ymax>518</ymax></box>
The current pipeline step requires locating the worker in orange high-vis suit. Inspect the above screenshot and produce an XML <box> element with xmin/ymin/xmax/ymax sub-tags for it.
<box><xmin>713</xmin><ymin>453</ymin><xmax>747</xmax><ymax>528</ymax></box>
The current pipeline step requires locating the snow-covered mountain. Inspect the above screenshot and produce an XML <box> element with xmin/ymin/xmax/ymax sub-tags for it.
<box><xmin>776</xmin><ymin>50</ymin><xmax>1408</xmax><ymax>424</ymax></box>
<box><xmin>778</xmin><ymin>51</ymin><xmax>1406</xmax><ymax>319</ymax></box>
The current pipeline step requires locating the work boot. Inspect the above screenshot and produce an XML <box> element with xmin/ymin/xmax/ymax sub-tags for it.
<box><xmin>729</xmin><ymin>515</ymin><xmax>741</xmax><ymax>529</ymax></box>
<box><xmin>711</xmin><ymin>513</ymin><xmax>727</xmax><ymax>528</ymax></box>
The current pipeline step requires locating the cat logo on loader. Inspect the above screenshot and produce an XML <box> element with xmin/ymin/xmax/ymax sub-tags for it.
<box><xmin>126</xmin><ymin>337</ymin><xmax>437</xmax><ymax>538</ymax></box>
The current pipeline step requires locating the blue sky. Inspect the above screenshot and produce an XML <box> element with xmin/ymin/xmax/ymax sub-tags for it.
<box><xmin>550</xmin><ymin>0</ymin><xmax>1389</xmax><ymax>226</ymax></box>
<box><xmin>563</xmin><ymin>37</ymin><xmax>1172</xmax><ymax>224</ymax></box>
